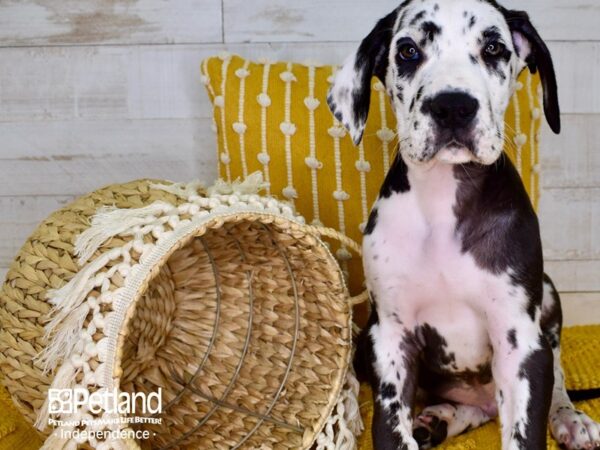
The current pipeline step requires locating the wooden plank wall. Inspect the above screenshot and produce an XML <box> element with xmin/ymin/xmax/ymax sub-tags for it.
<box><xmin>0</xmin><ymin>0</ymin><xmax>598</xmax><ymax>324</ymax></box>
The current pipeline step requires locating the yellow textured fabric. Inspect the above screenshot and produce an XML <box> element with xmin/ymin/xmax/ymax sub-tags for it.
<box><xmin>201</xmin><ymin>54</ymin><xmax>543</xmax><ymax>302</ymax></box>
<box><xmin>0</xmin><ymin>383</ymin><xmax>42</xmax><ymax>450</ymax></box>
<box><xmin>357</xmin><ymin>325</ymin><xmax>600</xmax><ymax>449</ymax></box>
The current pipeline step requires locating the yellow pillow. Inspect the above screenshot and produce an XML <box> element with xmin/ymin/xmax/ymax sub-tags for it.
<box><xmin>201</xmin><ymin>54</ymin><xmax>542</xmax><ymax>299</ymax></box>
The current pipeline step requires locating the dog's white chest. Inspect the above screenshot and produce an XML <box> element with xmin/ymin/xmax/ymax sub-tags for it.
<box><xmin>363</xmin><ymin>163</ymin><xmax>496</xmax><ymax>370</ymax></box>
<box><xmin>364</xmin><ymin>164</ymin><xmax>481</xmax><ymax>304</ymax></box>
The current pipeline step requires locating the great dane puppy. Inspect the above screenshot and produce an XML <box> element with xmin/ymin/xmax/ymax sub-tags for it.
<box><xmin>327</xmin><ymin>0</ymin><xmax>600</xmax><ymax>449</ymax></box>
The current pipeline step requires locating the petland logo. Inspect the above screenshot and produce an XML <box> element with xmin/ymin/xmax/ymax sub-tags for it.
<box><xmin>48</xmin><ymin>388</ymin><xmax>162</xmax><ymax>415</ymax></box>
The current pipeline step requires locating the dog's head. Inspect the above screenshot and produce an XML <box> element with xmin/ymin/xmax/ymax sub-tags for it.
<box><xmin>327</xmin><ymin>0</ymin><xmax>560</xmax><ymax>165</ymax></box>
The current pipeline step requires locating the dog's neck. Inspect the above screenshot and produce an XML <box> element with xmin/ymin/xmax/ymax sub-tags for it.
<box><xmin>389</xmin><ymin>151</ymin><xmax>497</xmax><ymax>226</ymax></box>
<box><xmin>404</xmin><ymin>157</ymin><xmax>459</xmax><ymax>224</ymax></box>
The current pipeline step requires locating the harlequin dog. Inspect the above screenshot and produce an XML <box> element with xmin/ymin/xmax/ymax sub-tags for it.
<box><xmin>327</xmin><ymin>0</ymin><xmax>600</xmax><ymax>449</ymax></box>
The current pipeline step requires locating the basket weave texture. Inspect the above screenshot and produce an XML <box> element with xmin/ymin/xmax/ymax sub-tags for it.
<box><xmin>0</xmin><ymin>177</ymin><xmax>361</xmax><ymax>450</ymax></box>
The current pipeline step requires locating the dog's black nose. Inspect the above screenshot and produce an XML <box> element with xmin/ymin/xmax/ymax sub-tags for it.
<box><xmin>428</xmin><ymin>92</ymin><xmax>479</xmax><ymax>129</ymax></box>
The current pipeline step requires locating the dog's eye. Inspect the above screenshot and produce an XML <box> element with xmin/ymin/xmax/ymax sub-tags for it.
<box><xmin>398</xmin><ymin>43</ymin><xmax>421</xmax><ymax>61</ymax></box>
<box><xmin>483</xmin><ymin>41</ymin><xmax>506</xmax><ymax>58</ymax></box>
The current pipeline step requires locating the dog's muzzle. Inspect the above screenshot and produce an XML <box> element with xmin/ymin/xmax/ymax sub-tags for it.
<box><xmin>422</xmin><ymin>91</ymin><xmax>480</xmax><ymax>160</ymax></box>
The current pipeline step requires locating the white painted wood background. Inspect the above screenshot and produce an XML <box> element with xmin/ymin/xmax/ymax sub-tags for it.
<box><xmin>0</xmin><ymin>0</ymin><xmax>598</xmax><ymax>325</ymax></box>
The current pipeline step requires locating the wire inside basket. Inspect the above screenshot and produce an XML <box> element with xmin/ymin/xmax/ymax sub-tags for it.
<box><xmin>118</xmin><ymin>218</ymin><xmax>351</xmax><ymax>449</ymax></box>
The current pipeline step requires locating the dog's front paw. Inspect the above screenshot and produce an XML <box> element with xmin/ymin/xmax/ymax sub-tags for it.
<box><xmin>412</xmin><ymin>413</ymin><xmax>449</xmax><ymax>449</ymax></box>
<box><xmin>550</xmin><ymin>406</ymin><xmax>600</xmax><ymax>450</ymax></box>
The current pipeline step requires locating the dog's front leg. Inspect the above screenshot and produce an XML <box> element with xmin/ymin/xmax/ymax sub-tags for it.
<box><xmin>488</xmin><ymin>302</ymin><xmax>554</xmax><ymax>450</ymax></box>
<box><xmin>370</xmin><ymin>316</ymin><xmax>420</xmax><ymax>450</ymax></box>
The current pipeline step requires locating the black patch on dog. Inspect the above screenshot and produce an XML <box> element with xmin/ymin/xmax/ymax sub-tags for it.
<box><xmin>419</xmin><ymin>361</ymin><xmax>493</xmax><ymax>392</ymax></box>
<box><xmin>381</xmin><ymin>382</ymin><xmax>397</xmax><ymax>399</ymax></box>
<box><xmin>417</xmin><ymin>324</ymin><xmax>458</xmax><ymax>371</ymax></box>
<box><xmin>470</xmin><ymin>54</ymin><xmax>478</xmax><ymax>64</ymax></box>
<box><xmin>409</xmin><ymin>97</ymin><xmax>416</xmax><ymax>111</ymax></box>
<box><xmin>469</xmin><ymin>15</ymin><xmax>477</xmax><ymax>29</ymax></box>
<box><xmin>540</xmin><ymin>274</ymin><xmax>563</xmax><ymax>350</ymax></box>
<box><xmin>396</xmin><ymin>85</ymin><xmax>405</xmax><ymax>103</ymax></box>
<box><xmin>420</xmin><ymin>21</ymin><xmax>442</xmax><ymax>46</ymax></box>
<box><xmin>379</xmin><ymin>152</ymin><xmax>411</xmax><ymax>198</ymax></box>
<box><xmin>416</xmin><ymin>85</ymin><xmax>425</xmax><ymax>102</ymax></box>
<box><xmin>410</xmin><ymin>10</ymin><xmax>426</xmax><ymax>26</ymax></box>
<box><xmin>516</xmin><ymin>338</ymin><xmax>554</xmax><ymax>448</ymax></box>
<box><xmin>433</xmin><ymin>3</ymin><xmax>439</xmax><ymax>12</ymax></box>
<box><xmin>507</xmin><ymin>328</ymin><xmax>518</xmax><ymax>350</ymax></box>
<box><xmin>364</xmin><ymin>208</ymin><xmax>378</xmax><ymax>235</ymax></box>
<box><xmin>390</xmin><ymin>312</ymin><xmax>403</xmax><ymax>325</ymax></box>
<box><xmin>453</xmin><ymin>154</ymin><xmax>544</xmax><ymax>316</ymax></box>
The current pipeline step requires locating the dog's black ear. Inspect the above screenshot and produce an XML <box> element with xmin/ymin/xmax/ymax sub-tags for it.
<box><xmin>502</xmin><ymin>8</ymin><xmax>560</xmax><ymax>134</ymax></box>
<box><xmin>327</xmin><ymin>9</ymin><xmax>399</xmax><ymax>145</ymax></box>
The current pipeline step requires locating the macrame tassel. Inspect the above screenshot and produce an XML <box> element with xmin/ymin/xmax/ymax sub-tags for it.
<box><xmin>35</xmin><ymin>360</ymin><xmax>79</xmax><ymax>430</ymax></box>
<box><xmin>343</xmin><ymin>368</ymin><xmax>363</xmax><ymax>436</ymax></box>
<box><xmin>38</xmin><ymin>302</ymin><xmax>90</xmax><ymax>373</ymax></box>
<box><xmin>75</xmin><ymin>202</ymin><xmax>173</xmax><ymax>265</ymax></box>
<box><xmin>37</xmin><ymin>253</ymin><xmax>113</xmax><ymax>372</ymax></box>
<box><xmin>149</xmin><ymin>180</ymin><xmax>205</xmax><ymax>199</ymax></box>
<box><xmin>313</xmin><ymin>368</ymin><xmax>363</xmax><ymax>450</ymax></box>
<box><xmin>207</xmin><ymin>171</ymin><xmax>268</xmax><ymax>196</ymax></box>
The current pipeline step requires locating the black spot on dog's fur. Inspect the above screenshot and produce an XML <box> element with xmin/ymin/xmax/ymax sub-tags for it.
<box><xmin>419</xmin><ymin>21</ymin><xmax>442</xmax><ymax>46</ymax></box>
<box><xmin>507</xmin><ymin>328</ymin><xmax>518</xmax><ymax>350</ymax></box>
<box><xmin>390</xmin><ymin>312</ymin><xmax>403</xmax><ymax>325</ymax></box>
<box><xmin>417</xmin><ymin>324</ymin><xmax>458</xmax><ymax>370</ymax></box>
<box><xmin>379</xmin><ymin>152</ymin><xmax>411</xmax><ymax>198</ymax></box>
<box><xmin>416</xmin><ymin>85</ymin><xmax>425</xmax><ymax>102</ymax></box>
<box><xmin>410</xmin><ymin>10</ymin><xmax>426</xmax><ymax>26</ymax></box>
<box><xmin>364</xmin><ymin>208</ymin><xmax>378</xmax><ymax>235</ymax></box>
<box><xmin>396</xmin><ymin>85</ymin><xmax>405</xmax><ymax>103</ymax></box>
<box><xmin>409</xmin><ymin>97</ymin><xmax>416</xmax><ymax>111</ymax></box>
<box><xmin>469</xmin><ymin>15</ymin><xmax>477</xmax><ymax>29</ymax></box>
<box><xmin>540</xmin><ymin>274</ymin><xmax>563</xmax><ymax>349</ymax></box>
<box><xmin>381</xmin><ymin>382</ymin><xmax>397</xmax><ymax>399</ymax></box>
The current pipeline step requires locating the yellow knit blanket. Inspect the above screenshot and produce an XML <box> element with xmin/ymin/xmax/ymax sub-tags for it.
<box><xmin>1</xmin><ymin>326</ymin><xmax>598</xmax><ymax>449</ymax></box>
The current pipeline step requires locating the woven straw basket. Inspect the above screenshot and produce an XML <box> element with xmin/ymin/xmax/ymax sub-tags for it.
<box><xmin>0</xmin><ymin>175</ymin><xmax>366</xmax><ymax>450</ymax></box>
